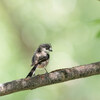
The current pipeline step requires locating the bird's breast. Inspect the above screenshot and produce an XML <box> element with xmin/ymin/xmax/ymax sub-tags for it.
<box><xmin>37</xmin><ymin>60</ymin><xmax>49</xmax><ymax>68</ymax></box>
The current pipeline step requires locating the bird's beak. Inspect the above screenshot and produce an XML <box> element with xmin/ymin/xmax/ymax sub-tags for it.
<box><xmin>49</xmin><ymin>48</ymin><xmax>53</xmax><ymax>52</ymax></box>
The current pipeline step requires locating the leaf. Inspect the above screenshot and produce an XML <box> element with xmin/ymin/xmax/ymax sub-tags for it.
<box><xmin>96</xmin><ymin>31</ymin><xmax>100</xmax><ymax>38</ymax></box>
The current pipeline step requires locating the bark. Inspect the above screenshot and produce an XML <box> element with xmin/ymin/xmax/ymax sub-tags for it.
<box><xmin>0</xmin><ymin>61</ymin><xmax>100</xmax><ymax>96</ymax></box>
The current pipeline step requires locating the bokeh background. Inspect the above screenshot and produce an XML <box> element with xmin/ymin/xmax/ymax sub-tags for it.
<box><xmin>0</xmin><ymin>0</ymin><xmax>100</xmax><ymax>100</ymax></box>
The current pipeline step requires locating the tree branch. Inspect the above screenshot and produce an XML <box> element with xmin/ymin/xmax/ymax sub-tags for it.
<box><xmin>1</xmin><ymin>61</ymin><xmax>100</xmax><ymax>96</ymax></box>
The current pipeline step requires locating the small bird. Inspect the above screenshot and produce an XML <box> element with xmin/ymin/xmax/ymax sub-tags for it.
<box><xmin>26</xmin><ymin>43</ymin><xmax>52</xmax><ymax>78</ymax></box>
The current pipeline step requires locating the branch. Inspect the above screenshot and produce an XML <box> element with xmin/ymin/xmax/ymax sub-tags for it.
<box><xmin>1</xmin><ymin>62</ymin><xmax>100</xmax><ymax>96</ymax></box>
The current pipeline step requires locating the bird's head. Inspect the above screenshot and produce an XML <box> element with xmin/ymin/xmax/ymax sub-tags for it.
<box><xmin>40</xmin><ymin>43</ymin><xmax>52</xmax><ymax>53</ymax></box>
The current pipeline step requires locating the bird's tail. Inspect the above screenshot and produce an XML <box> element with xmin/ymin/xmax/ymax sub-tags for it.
<box><xmin>26</xmin><ymin>65</ymin><xmax>37</xmax><ymax>78</ymax></box>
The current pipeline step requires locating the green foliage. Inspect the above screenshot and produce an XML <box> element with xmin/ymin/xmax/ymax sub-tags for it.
<box><xmin>96</xmin><ymin>31</ymin><xmax>100</xmax><ymax>38</ymax></box>
<box><xmin>0</xmin><ymin>0</ymin><xmax>100</xmax><ymax>100</ymax></box>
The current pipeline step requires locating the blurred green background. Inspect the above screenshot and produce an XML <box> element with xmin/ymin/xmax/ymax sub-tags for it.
<box><xmin>0</xmin><ymin>0</ymin><xmax>100</xmax><ymax>100</ymax></box>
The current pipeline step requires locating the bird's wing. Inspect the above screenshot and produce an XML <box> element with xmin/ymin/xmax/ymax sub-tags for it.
<box><xmin>31</xmin><ymin>52</ymin><xmax>50</xmax><ymax>66</ymax></box>
<box><xmin>31</xmin><ymin>54</ymin><xmax>35</xmax><ymax>66</ymax></box>
<box><xmin>37</xmin><ymin>54</ymin><xmax>49</xmax><ymax>64</ymax></box>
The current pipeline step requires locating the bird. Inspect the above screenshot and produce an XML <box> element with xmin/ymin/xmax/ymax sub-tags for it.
<box><xmin>26</xmin><ymin>43</ymin><xmax>52</xmax><ymax>78</ymax></box>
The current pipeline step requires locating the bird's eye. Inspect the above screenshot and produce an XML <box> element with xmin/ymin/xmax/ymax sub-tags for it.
<box><xmin>46</xmin><ymin>47</ymin><xmax>49</xmax><ymax>50</ymax></box>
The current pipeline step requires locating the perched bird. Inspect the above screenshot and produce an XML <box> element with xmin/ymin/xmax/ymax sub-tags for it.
<box><xmin>26</xmin><ymin>43</ymin><xmax>52</xmax><ymax>78</ymax></box>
